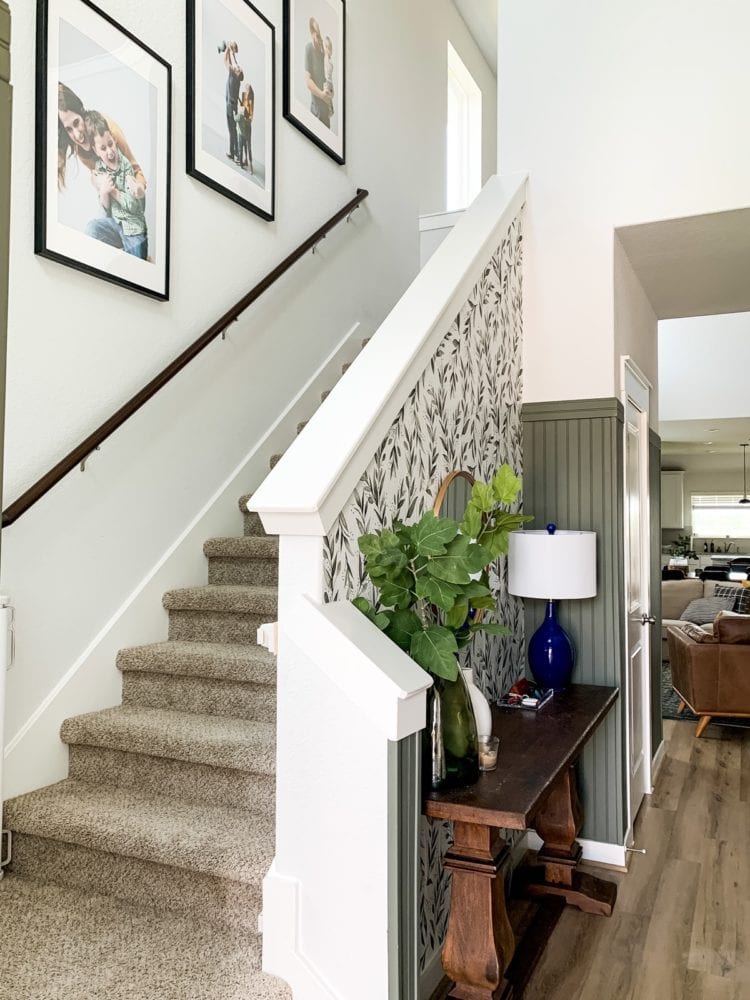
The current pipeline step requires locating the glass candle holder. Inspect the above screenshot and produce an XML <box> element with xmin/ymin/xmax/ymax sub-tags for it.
<box><xmin>479</xmin><ymin>736</ymin><xmax>499</xmax><ymax>771</ymax></box>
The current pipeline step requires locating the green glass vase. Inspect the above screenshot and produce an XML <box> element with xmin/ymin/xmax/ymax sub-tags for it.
<box><xmin>424</xmin><ymin>666</ymin><xmax>479</xmax><ymax>791</ymax></box>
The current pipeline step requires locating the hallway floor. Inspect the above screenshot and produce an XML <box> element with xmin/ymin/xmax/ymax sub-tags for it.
<box><xmin>524</xmin><ymin>719</ymin><xmax>749</xmax><ymax>1000</ymax></box>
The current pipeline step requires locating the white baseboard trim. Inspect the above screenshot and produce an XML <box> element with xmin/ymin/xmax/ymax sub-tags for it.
<box><xmin>419</xmin><ymin>950</ymin><xmax>445</xmax><ymax>1000</ymax></box>
<box><xmin>3</xmin><ymin>323</ymin><xmax>363</xmax><ymax>797</ymax></box>
<box><xmin>510</xmin><ymin>831</ymin><xmax>531</xmax><ymax>868</ymax></box>
<box><xmin>526</xmin><ymin>831</ymin><xmax>627</xmax><ymax>869</ymax></box>
<box><xmin>650</xmin><ymin>740</ymin><xmax>666</xmax><ymax>788</ymax></box>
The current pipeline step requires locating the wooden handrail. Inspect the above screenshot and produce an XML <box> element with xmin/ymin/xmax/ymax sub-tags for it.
<box><xmin>2</xmin><ymin>188</ymin><xmax>369</xmax><ymax>528</ymax></box>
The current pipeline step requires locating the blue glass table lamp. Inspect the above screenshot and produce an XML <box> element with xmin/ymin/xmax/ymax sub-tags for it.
<box><xmin>507</xmin><ymin>524</ymin><xmax>597</xmax><ymax>691</ymax></box>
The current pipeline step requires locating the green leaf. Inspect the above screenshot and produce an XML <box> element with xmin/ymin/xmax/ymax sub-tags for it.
<box><xmin>491</xmin><ymin>511</ymin><xmax>533</xmax><ymax>532</ymax></box>
<box><xmin>460</xmin><ymin>502</ymin><xmax>482</xmax><ymax>539</ymax></box>
<box><xmin>469</xmin><ymin>622</ymin><xmax>511</xmax><ymax>636</ymax></box>
<box><xmin>462</xmin><ymin>541</ymin><xmax>494</xmax><ymax>574</ymax></box>
<box><xmin>483</xmin><ymin>528</ymin><xmax>510</xmax><ymax>559</ymax></box>
<box><xmin>416</xmin><ymin>575</ymin><xmax>460</xmax><ymax>612</ymax></box>
<box><xmin>445</xmin><ymin>599</ymin><xmax>470</xmax><ymax>630</ymax></box>
<box><xmin>357</xmin><ymin>534</ymin><xmax>381</xmax><ymax>557</ymax></box>
<box><xmin>352</xmin><ymin>596</ymin><xmax>374</xmax><ymax>616</ymax></box>
<box><xmin>385</xmin><ymin>609</ymin><xmax>423</xmax><ymax>651</ymax></box>
<box><xmin>445</xmin><ymin>533</ymin><xmax>471</xmax><ymax>555</ymax></box>
<box><xmin>425</xmin><ymin>557</ymin><xmax>472</xmax><ymax>585</ymax></box>
<box><xmin>471</xmin><ymin>481</ymin><xmax>496</xmax><ymax>513</ymax></box>
<box><xmin>379</xmin><ymin>529</ymin><xmax>401</xmax><ymax>549</ymax></box>
<box><xmin>379</xmin><ymin>576</ymin><xmax>416</xmax><ymax>610</ymax></box>
<box><xmin>410</xmin><ymin>626</ymin><xmax>459</xmax><ymax>680</ymax></box>
<box><xmin>410</xmin><ymin>511</ymin><xmax>460</xmax><ymax>556</ymax></box>
<box><xmin>491</xmin><ymin>465</ymin><xmax>523</xmax><ymax>504</ymax></box>
<box><xmin>351</xmin><ymin>597</ymin><xmax>390</xmax><ymax>631</ymax></box>
<box><xmin>463</xmin><ymin>580</ymin><xmax>493</xmax><ymax>599</ymax></box>
<box><xmin>377</xmin><ymin>549</ymin><xmax>409</xmax><ymax>572</ymax></box>
<box><xmin>468</xmin><ymin>593</ymin><xmax>497</xmax><ymax>611</ymax></box>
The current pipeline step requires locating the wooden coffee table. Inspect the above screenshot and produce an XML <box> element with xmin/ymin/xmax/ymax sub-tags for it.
<box><xmin>424</xmin><ymin>684</ymin><xmax>619</xmax><ymax>999</ymax></box>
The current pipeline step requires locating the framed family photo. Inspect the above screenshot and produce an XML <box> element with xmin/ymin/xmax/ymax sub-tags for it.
<box><xmin>283</xmin><ymin>0</ymin><xmax>345</xmax><ymax>164</ymax></box>
<box><xmin>187</xmin><ymin>0</ymin><xmax>275</xmax><ymax>221</ymax></box>
<box><xmin>35</xmin><ymin>0</ymin><xmax>172</xmax><ymax>300</ymax></box>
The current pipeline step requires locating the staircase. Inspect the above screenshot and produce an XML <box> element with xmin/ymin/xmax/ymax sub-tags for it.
<box><xmin>0</xmin><ymin>495</ymin><xmax>289</xmax><ymax>994</ymax></box>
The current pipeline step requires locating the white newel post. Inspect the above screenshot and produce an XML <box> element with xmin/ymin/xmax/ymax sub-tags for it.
<box><xmin>259</xmin><ymin>531</ymin><xmax>429</xmax><ymax>1000</ymax></box>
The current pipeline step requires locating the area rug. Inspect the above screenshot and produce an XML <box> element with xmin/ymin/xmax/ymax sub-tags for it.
<box><xmin>661</xmin><ymin>662</ymin><xmax>750</xmax><ymax>729</ymax></box>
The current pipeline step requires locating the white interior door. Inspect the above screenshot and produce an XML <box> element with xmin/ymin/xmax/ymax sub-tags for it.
<box><xmin>622</xmin><ymin>360</ymin><xmax>653</xmax><ymax>830</ymax></box>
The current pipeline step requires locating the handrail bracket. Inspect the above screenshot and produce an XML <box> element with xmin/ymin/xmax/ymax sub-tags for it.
<box><xmin>80</xmin><ymin>446</ymin><xmax>101</xmax><ymax>473</ymax></box>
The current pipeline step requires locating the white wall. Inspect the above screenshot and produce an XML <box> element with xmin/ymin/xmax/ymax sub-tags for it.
<box><xmin>2</xmin><ymin>0</ymin><xmax>496</xmax><ymax>795</ymax></box>
<box><xmin>614</xmin><ymin>236</ymin><xmax>658</xmax><ymax>424</ymax></box>
<box><xmin>659</xmin><ymin>313</ymin><xmax>750</xmax><ymax>422</ymax></box>
<box><xmin>498</xmin><ymin>0</ymin><xmax>750</xmax><ymax>405</ymax></box>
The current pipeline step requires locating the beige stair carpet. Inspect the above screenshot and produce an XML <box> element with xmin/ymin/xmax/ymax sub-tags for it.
<box><xmin>0</xmin><ymin>491</ymin><xmax>291</xmax><ymax>999</ymax></box>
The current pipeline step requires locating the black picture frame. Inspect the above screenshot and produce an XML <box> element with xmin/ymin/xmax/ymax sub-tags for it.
<box><xmin>35</xmin><ymin>0</ymin><xmax>172</xmax><ymax>300</ymax></box>
<box><xmin>187</xmin><ymin>0</ymin><xmax>276</xmax><ymax>221</ymax></box>
<box><xmin>283</xmin><ymin>0</ymin><xmax>345</xmax><ymax>165</ymax></box>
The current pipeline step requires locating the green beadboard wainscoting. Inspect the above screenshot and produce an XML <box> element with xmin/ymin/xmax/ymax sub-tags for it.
<box><xmin>522</xmin><ymin>399</ymin><xmax>627</xmax><ymax>845</ymax></box>
<box><xmin>649</xmin><ymin>429</ymin><xmax>663</xmax><ymax>759</ymax></box>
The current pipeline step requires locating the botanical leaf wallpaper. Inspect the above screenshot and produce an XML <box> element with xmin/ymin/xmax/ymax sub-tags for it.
<box><xmin>324</xmin><ymin>213</ymin><xmax>525</xmax><ymax>974</ymax></box>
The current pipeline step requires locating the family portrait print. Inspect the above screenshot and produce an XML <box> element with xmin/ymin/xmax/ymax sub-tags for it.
<box><xmin>187</xmin><ymin>0</ymin><xmax>275</xmax><ymax>221</ymax></box>
<box><xmin>35</xmin><ymin>0</ymin><xmax>172</xmax><ymax>300</ymax></box>
<box><xmin>284</xmin><ymin>0</ymin><xmax>345</xmax><ymax>164</ymax></box>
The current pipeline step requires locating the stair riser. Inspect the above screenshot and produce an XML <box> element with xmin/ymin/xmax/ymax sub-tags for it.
<box><xmin>208</xmin><ymin>558</ymin><xmax>279</xmax><ymax>587</ymax></box>
<box><xmin>168</xmin><ymin>610</ymin><xmax>267</xmax><ymax>645</ymax></box>
<box><xmin>68</xmin><ymin>745</ymin><xmax>276</xmax><ymax>811</ymax></box>
<box><xmin>9</xmin><ymin>834</ymin><xmax>261</xmax><ymax>930</ymax></box>
<box><xmin>121</xmin><ymin>671</ymin><xmax>276</xmax><ymax>722</ymax></box>
<box><xmin>243</xmin><ymin>511</ymin><xmax>266</xmax><ymax>536</ymax></box>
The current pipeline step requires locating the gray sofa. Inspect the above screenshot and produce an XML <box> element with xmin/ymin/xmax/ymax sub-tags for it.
<box><xmin>661</xmin><ymin>579</ymin><xmax>742</xmax><ymax>660</ymax></box>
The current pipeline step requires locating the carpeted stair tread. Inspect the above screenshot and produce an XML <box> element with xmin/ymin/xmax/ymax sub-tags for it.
<box><xmin>61</xmin><ymin>706</ymin><xmax>276</xmax><ymax>774</ymax></box>
<box><xmin>203</xmin><ymin>535</ymin><xmax>279</xmax><ymax>559</ymax></box>
<box><xmin>68</xmin><ymin>744</ymin><xmax>276</xmax><ymax>811</ymax></box>
<box><xmin>163</xmin><ymin>583</ymin><xmax>277</xmax><ymax>615</ymax></box>
<box><xmin>117</xmin><ymin>640</ymin><xmax>276</xmax><ymax>683</ymax></box>
<box><xmin>0</xmin><ymin>874</ymin><xmax>291</xmax><ymax>1000</ymax></box>
<box><xmin>5</xmin><ymin>780</ymin><xmax>275</xmax><ymax>884</ymax></box>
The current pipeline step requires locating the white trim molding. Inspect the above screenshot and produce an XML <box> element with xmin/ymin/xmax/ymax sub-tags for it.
<box><xmin>285</xmin><ymin>597</ymin><xmax>432</xmax><ymax>741</ymax></box>
<box><xmin>527</xmin><ymin>831</ymin><xmax>628</xmax><ymax>870</ymax></box>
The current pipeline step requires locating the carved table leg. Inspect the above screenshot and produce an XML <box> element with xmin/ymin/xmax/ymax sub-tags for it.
<box><xmin>442</xmin><ymin>821</ymin><xmax>516</xmax><ymax>1000</ymax></box>
<box><xmin>518</xmin><ymin>765</ymin><xmax>617</xmax><ymax>916</ymax></box>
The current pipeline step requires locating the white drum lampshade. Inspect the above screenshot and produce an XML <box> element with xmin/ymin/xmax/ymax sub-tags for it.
<box><xmin>508</xmin><ymin>525</ymin><xmax>597</xmax><ymax>691</ymax></box>
<box><xmin>508</xmin><ymin>529</ymin><xmax>597</xmax><ymax>601</ymax></box>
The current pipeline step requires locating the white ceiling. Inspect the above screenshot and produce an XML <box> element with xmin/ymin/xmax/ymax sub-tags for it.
<box><xmin>616</xmin><ymin>208</ymin><xmax>750</xmax><ymax>459</ymax></box>
<box><xmin>661</xmin><ymin>418</ymin><xmax>750</xmax><ymax>457</ymax></box>
<box><xmin>453</xmin><ymin>0</ymin><xmax>497</xmax><ymax>74</ymax></box>
<box><xmin>617</xmin><ymin>207</ymin><xmax>750</xmax><ymax>320</ymax></box>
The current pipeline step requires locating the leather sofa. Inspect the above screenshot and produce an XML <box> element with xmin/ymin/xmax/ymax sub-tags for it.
<box><xmin>661</xmin><ymin>579</ymin><xmax>742</xmax><ymax>660</ymax></box>
<box><xmin>667</xmin><ymin>614</ymin><xmax>750</xmax><ymax>737</ymax></box>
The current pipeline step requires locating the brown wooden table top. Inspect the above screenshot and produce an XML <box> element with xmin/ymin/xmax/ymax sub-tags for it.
<box><xmin>424</xmin><ymin>683</ymin><xmax>618</xmax><ymax>830</ymax></box>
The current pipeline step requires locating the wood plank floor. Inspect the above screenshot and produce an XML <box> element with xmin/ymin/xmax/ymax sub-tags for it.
<box><xmin>523</xmin><ymin>719</ymin><xmax>750</xmax><ymax>1000</ymax></box>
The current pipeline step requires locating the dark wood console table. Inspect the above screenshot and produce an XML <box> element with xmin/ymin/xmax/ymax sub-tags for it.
<box><xmin>424</xmin><ymin>683</ymin><xmax>619</xmax><ymax>1000</ymax></box>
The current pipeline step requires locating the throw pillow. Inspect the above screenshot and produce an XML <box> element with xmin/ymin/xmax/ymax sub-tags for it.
<box><xmin>680</xmin><ymin>595</ymin><xmax>736</xmax><ymax>625</ymax></box>
<box><xmin>679</xmin><ymin>622</ymin><xmax>718</xmax><ymax>644</ymax></box>
<box><xmin>714</xmin><ymin>583</ymin><xmax>750</xmax><ymax>615</ymax></box>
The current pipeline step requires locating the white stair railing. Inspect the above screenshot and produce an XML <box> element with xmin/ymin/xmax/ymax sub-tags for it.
<box><xmin>251</xmin><ymin>172</ymin><xmax>528</xmax><ymax>1000</ymax></box>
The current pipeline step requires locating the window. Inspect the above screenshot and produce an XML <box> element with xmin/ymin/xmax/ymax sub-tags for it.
<box><xmin>446</xmin><ymin>42</ymin><xmax>482</xmax><ymax>211</ymax></box>
<box><xmin>691</xmin><ymin>494</ymin><xmax>750</xmax><ymax>537</ymax></box>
